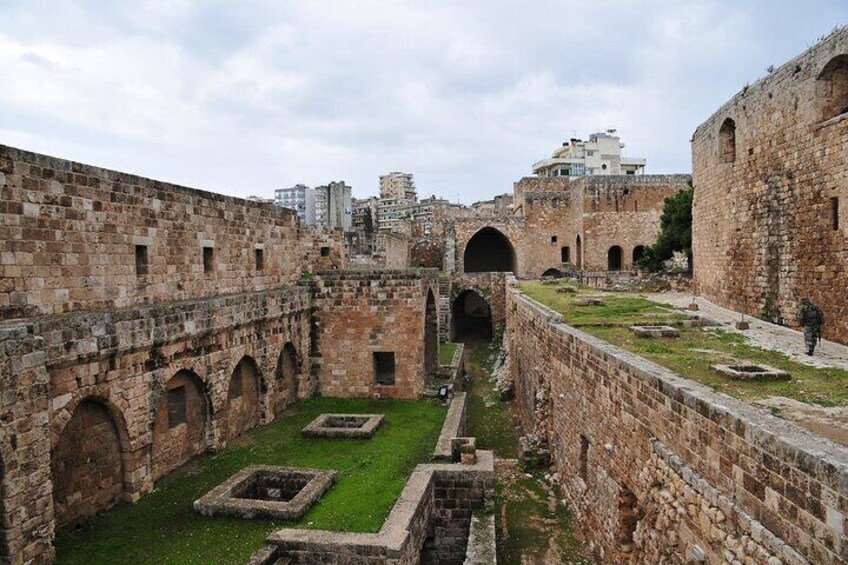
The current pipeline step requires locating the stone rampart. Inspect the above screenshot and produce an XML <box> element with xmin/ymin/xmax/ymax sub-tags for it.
<box><xmin>507</xmin><ymin>287</ymin><xmax>848</xmax><ymax>564</ymax></box>
<box><xmin>692</xmin><ymin>26</ymin><xmax>848</xmax><ymax>344</ymax></box>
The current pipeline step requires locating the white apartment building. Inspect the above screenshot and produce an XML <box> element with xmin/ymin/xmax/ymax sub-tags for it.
<box><xmin>532</xmin><ymin>131</ymin><xmax>646</xmax><ymax>177</ymax></box>
<box><xmin>274</xmin><ymin>184</ymin><xmax>316</xmax><ymax>225</ymax></box>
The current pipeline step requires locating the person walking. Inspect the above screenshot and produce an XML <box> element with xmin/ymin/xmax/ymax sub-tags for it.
<box><xmin>796</xmin><ymin>298</ymin><xmax>824</xmax><ymax>355</ymax></box>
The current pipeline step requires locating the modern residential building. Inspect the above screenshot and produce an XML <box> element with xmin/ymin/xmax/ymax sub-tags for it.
<box><xmin>350</xmin><ymin>196</ymin><xmax>379</xmax><ymax>255</ymax></box>
<box><xmin>274</xmin><ymin>184</ymin><xmax>316</xmax><ymax>225</ymax></box>
<box><xmin>314</xmin><ymin>181</ymin><xmax>352</xmax><ymax>231</ymax></box>
<box><xmin>532</xmin><ymin>130</ymin><xmax>646</xmax><ymax>177</ymax></box>
<box><xmin>379</xmin><ymin>172</ymin><xmax>417</xmax><ymax>200</ymax></box>
<box><xmin>470</xmin><ymin>193</ymin><xmax>514</xmax><ymax>216</ymax></box>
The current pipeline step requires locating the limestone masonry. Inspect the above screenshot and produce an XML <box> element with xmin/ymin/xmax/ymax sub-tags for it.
<box><xmin>0</xmin><ymin>146</ymin><xmax>437</xmax><ymax>562</ymax></box>
<box><xmin>693</xmin><ymin>26</ymin><xmax>848</xmax><ymax>345</ymax></box>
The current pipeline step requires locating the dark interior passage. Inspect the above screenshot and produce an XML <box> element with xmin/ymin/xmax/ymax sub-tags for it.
<box><xmin>452</xmin><ymin>290</ymin><xmax>492</xmax><ymax>340</ymax></box>
<box><xmin>463</xmin><ymin>227</ymin><xmax>516</xmax><ymax>273</ymax></box>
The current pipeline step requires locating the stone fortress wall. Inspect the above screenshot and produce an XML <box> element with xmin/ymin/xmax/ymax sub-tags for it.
<box><xmin>507</xmin><ymin>284</ymin><xmax>848</xmax><ymax>564</ymax></box>
<box><xmin>0</xmin><ymin>146</ymin><xmax>436</xmax><ymax>563</ymax></box>
<box><xmin>447</xmin><ymin>174</ymin><xmax>689</xmax><ymax>279</ymax></box>
<box><xmin>692</xmin><ymin>26</ymin><xmax>848</xmax><ymax>345</ymax></box>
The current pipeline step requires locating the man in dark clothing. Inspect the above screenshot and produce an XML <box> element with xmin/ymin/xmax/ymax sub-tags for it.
<box><xmin>797</xmin><ymin>298</ymin><xmax>824</xmax><ymax>355</ymax></box>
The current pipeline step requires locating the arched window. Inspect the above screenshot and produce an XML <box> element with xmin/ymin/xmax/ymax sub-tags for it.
<box><xmin>575</xmin><ymin>235</ymin><xmax>583</xmax><ymax>269</ymax></box>
<box><xmin>608</xmin><ymin>246</ymin><xmax>623</xmax><ymax>271</ymax></box>
<box><xmin>719</xmin><ymin>118</ymin><xmax>736</xmax><ymax>163</ymax></box>
<box><xmin>817</xmin><ymin>55</ymin><xmax>848</xmax><ymax>121</ymax></box>
<box><xmin>632</xmin><ymin>245</ymin><xmax>646</xmax><ymax>264</ymax></box>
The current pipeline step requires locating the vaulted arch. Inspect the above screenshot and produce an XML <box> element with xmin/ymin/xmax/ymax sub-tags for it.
<box><xmin>464</xmin><ymin>227</ymin><xmax>516</xmax><ymax>273</ymax></box>
<box><xmin>52</xmin><ymin>398</ymin><xmax>128</xmax><ymax>528</ymax></box>
<box><xmin>227</xmin><ymin>356</ymin><xmax>262</xmax><ymax>439</ymax></box>
<box><xmin>151</xmin><ymin>369</ymin><xmax>211</xmax><ymax>481</ymax></box>
<box><xmin>274</xmin><ymin>343</ymin><xmax>300</xmax><ymax>417</ymax></box>
<box><xmin>452</xmin><ymin>290</ymin><xmax>492</xmax><ymax>340</ymax></box>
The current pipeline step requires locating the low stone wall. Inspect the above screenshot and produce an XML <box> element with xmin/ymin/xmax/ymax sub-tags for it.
<box><xmin>252</xmin><ymin>451</ymin><xmax>494</xmax><ymax>565</ymax></box>
<box><xmin>434</xmin><ymin>392</ymin><xmax>467</xmax><ymax>460</ymax></box>
<box><xmin>506</xmin><ymin>288</ymin><xmax>848</xmax><ymax>564</ymax></box>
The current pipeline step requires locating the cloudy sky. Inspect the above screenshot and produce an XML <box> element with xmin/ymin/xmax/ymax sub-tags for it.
<box><xmin>1</xmin><ymin>1</ymin><xmax>846</xmax><ymax>203</ymax></box>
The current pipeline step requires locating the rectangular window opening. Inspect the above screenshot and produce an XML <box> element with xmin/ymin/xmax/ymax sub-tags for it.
<box><xmin>550</xmin><ymin>235</ymin><xmax>558</xmax><ymax>244</ymax></box>
<box><xmin>255</xmin><ymin>248</ymin><xmax>264</xmax><ymax>271</ymax></box>
<box><xmin>135</xmin><ymin>245</ymin><xmax>149</xmax><ymax>276</ymax></box>
<box><xmin>320</xmin><ymin>246</ymin><xmax>330</xmax><ymax>257</ymax></box>
<box><xmin>561</xmin><ymin>246</ymin><xmax>570</xmax><ymax>263</ymax></box>
<box><xmin>373</xmin><ymin>352</ymin><xmax>396</xmax><ymax>385</ymax></box>
<box><xmin>579</xmin><ymin>435</ymin><xmax>589</xmax><ymax>480</ymax></box>
<box><xmin>832</xmin><ymin>197</ymin><xmax>840</xmax><ymax>231</ymax></box>
<box><xmin>167</xmin><ymin>386</ymin><xmax>187</xmax><ymax>428</ymax></box>
<box><xmin>203</xmin><ymin>246</ymin><xmax>214</xmax><ymax>274</ymax></box>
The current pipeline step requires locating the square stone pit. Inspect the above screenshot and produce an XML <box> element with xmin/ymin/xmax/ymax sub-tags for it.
<box><xmin>629</xmin><ymin>325</ymin><xmax>681</xmax><ymax>338</ymax></box>
<box><xmin>194</xmin><ymin>465</ymin><xmax>336</xmax><ymax>520</ymax></box>
<box><xmin>302</xmin><ymin>413</ymin><xmax>384</xmax><ymax>439</ymax></box>
<box><xmin>711</xmin><ymin>363</ymin><xmax>790</xmax><ymax>381</ymax></box>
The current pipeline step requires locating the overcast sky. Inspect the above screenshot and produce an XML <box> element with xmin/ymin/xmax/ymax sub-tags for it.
<box><xmin>1</xmin><ymin>1</ymin><xmax>846</xmax><ymax>203</ymax></box>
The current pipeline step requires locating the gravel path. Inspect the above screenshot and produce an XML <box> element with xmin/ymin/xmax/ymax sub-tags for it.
<box><xmin>647</xmin><ymin>292</ymin><xmax>848</xmax><ymax>371</ymax></box>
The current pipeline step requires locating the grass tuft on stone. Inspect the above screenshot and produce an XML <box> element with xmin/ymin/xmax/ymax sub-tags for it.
<box><xmin>55</xmin><ymin>397</ymin><xmax>446</xmax><ymax>565</ymax></box>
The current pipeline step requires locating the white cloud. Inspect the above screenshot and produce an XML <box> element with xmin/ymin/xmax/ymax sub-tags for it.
<box><xmin>0</xmin><ymin>0</ymin><xmax>846</xmax><ymax>202</ymax></box>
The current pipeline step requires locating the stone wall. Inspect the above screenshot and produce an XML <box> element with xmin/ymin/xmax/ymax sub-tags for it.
<box><xmin>0</xmin><ymin>144</ymin><xmax>303</xmax><ymax>320</ymax></box>
<box><xmin>377</xmin><ymin>232</ymin><xmax>412</xmax><ymax>269</ymax></box>
<box><xmin>450</xmin><ymin>273</ymin><xmax>508</xmax><ymax>334</ymax></box>
<box><xmin>507</xmin><ymin>287</ymin><xmax>848</xmax><ymax>564</ymax></box>
<box><xmin>449</xmin><ymin>176</ymin><xmax>687</xmax><ymax>278</ymax></box>
<box><xmin>311</xmin><ymin>270</ymin><xmax>439</xmax><ymax>399</ymax></box>
<box><xmin>692</xmin><ymin>26</ymin><xmax>848</xmax><ymax>344</ymax></box>
<box><xmin>301</xmin><ymin>227</ymin><xmax>347</xmax><ymax>273</ymax></box>
<box><xmin>254</xmin><ymin>452</ymin><xmax>495</xmax><ymax>565</ymax></box>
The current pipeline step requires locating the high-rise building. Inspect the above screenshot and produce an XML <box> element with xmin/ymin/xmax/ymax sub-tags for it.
<box><xmin>274</xmin><ymin>184</ymin><xmax>316</xmax><ymax>225</ymax></box>
<box><xmin>532</xmin><ymin>131</ymin><xmax>646</xmax><ymax>177</ymax></box>
<box><xmin>314</xmin><ymin>181</ymin><xmax>352</xmax><ymax>231</ymax></box>
<box><xmin>379</xmin><ymin>172</ymin><xmax>417</xmax><ymax>200</ymax></box>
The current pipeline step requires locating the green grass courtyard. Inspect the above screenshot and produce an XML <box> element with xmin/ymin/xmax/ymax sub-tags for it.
<box><xmin>55</xmin><ymin>397</ymin><xmax>446</xmax><ymax>565</ymax></box>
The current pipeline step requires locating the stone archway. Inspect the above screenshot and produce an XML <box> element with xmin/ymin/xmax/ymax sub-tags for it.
<box><xmin>424</xmin><ymin>289</ymin><xmax>438</xmax><ymax>374</ymax></box>
<box><xmin>632</xmin><ymin>245</ymin><xmax>646</xmax><ymax>265</ymax></box>
<box><xmin>608</xmin><ymin>246</ymin><xmax>623</xmax><ymax>271</ymax></box>
<box><xmin>151</xmin><ymin>369</ymin><xmax>210</xmax><ymax>481</ymax></box>
<box><xmin>464</xmin><ymin>227</ymin><xmax>516</xmax><ymax>273</ymax></box>
<box><xmin>227</xmin><ymin>356</ymin><xmax>262</xmax><ymax>439</ymax></box>
<box><xmin>274</xmin><ymin>343</ymin><xmax>300</xmax><ymax>417</ymax></box>
<box><xmin>542</xmin><ymin>268</ymin><xmax>562</xmax><ymax>278</ymax></box>
<box><xmin>452</xmin><ymin>290</ymin><xmax>493</xmax><ymax>341</ymax></box>
<box><xmin>51</xmin><ymin>398</ymin><xmax>127</xmax><ymax>529</ymax></box>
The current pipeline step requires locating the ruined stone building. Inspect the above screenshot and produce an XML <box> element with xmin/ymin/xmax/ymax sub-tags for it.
<box><xmin>444</xmin><ymin>173</ymin><xmax>689</xmax><ymax>277</ymax></box>
<box><xmin>0</xmin><ymin>145</ymin><xmax>439</xmax><ymax>562</ymax></box>
<box><xmin>692</xmin><ymin>26</ymin><xmax>848</xmax><ymax>345</ymax></box>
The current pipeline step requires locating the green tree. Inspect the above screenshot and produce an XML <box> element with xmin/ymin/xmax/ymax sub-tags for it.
<box><xmin>637</xmin><ymin>188</ymin><xmax>693</xmax><ymax>273</ymax></box>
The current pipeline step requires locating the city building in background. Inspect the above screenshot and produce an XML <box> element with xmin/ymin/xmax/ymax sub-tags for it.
<box><xmin>315</xmin><ymin>181</ymin><xmax>352</xmax><ymax>230</ymax></box>
<box><xmin>275</xmin><ymin>184</ymin><xmax>316</xmax><ymax>225</ymax></box>
<box><xmin>532</xmin><ymin>130</ymin><xmax>646</xmax><ymax>177</ymax></box>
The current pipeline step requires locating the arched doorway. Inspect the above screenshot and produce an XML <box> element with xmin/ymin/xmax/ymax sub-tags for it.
<box><xmin>632</xmin><ymin>245</ymin><xmax>645</xmax><ymax>265</ymax></box>
<box><xmin>151</xmin><ymin>370</ymin><xmax>210</xmax><ymax>481</ymax></box>
<box><xmin>274</xmin><ymin>343</ymin><xmax>299</xmax><ymax>417</ymax></box>
<box><xmin>52</xmin><ymin>398</ymin><xmax>126</xmax><ymax>529</ymax></box>
<box><xmin>608</xmin><ymin>246</ymin><xmax>623</xmax><ymax>271</ymax></box>
<box><xmin>452</xmin><ymin>290</ymin><xmax>492</xmax><ymax>341</ymax></box>
<box><xmin>463</xmin><ymin>227</ymin><xmax>516</xmax><ymax>273</ymax></box>
<box><xmin>575</xmin><ymin>235</ymin><xmax>583</xmax><ymax>269</ymax></box>
<box><xmin>424</xmin><ymin>290</ymin><xmax>438</xmax><ymax>373</ymax></box>
<box><xmin>542</xmin><ymin>268</ymin><xmax>562</xmax><ymax>278</ymax></box>
<box><xmin>227</xmin><ymin>356</ymin><xmax>261</xmax><ymax>439</ymax></box>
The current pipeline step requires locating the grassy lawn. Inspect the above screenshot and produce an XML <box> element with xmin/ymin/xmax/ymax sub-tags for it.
<box><xmin>518</xmin><ymin>281</ymin><xmax>848</xmax><ymax>407</ymax></box>
<box><xmin>439</xmin><ymin>342</ymin><xmax>458</xmax><ymax>365</ymax></box>
<box><xmin>56</xmin><ymin>397</ymin><xmax>446</xmax><ymax>565</ymax></box>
